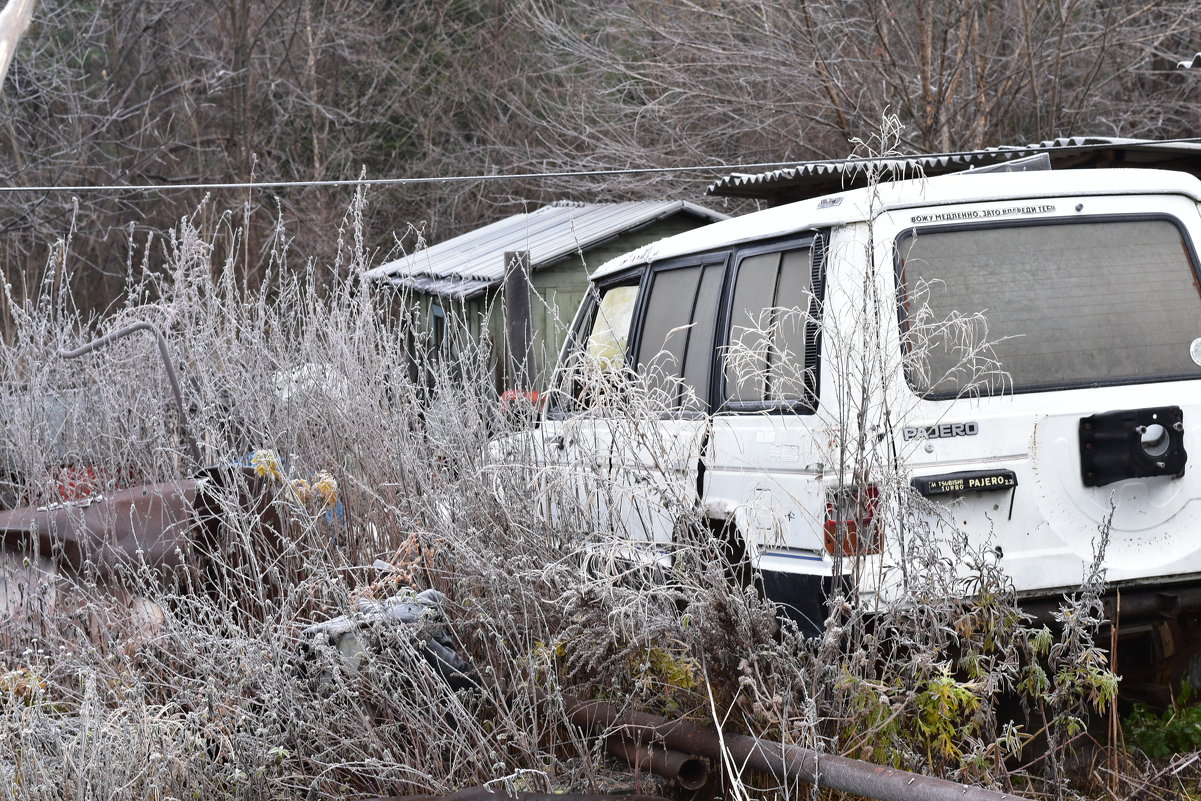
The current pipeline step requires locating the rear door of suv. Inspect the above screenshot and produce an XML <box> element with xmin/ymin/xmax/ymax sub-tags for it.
<box><xmin>886</xmin><ymin>193</ymin><xmax>1201</xmax><ymax>596</ymax></box>
<box><xmin>702</xmin><ymin>232</ymin><xmax>836</xmax><ymax>623</ymax></box>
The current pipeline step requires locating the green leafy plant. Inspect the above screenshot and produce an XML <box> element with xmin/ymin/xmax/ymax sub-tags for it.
<box><xmin>1126</xmin><ymin>684</ymin><xmax>1201</xmax><ymax>759</ymax></box>
<box><xmin>914</xmin><ymin>665</ymin><xmax>982</xmax><ymax>763</ymax></box>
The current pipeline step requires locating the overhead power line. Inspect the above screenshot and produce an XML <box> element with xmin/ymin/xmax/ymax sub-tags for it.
<box><xmin>3</xmin><ymin>136</ymin><xmax>1201</xmax><ymax>196</ymax></box>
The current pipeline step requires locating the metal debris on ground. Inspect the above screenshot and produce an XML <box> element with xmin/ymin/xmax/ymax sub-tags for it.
<box><xmin>299</xmin><ymin>587</ymin><xmax>477</xmax><ymax>690</ymax></box>
<box><xmin>563</xmin><ymin>694</ymin><xmax>1036</xmax><ymax>801</ymax></box>
<box><xmin>0</xmin><ymin>465</ymin><xmax>279</xmax><ymax>579</ymax></box>
<box><xmin>603</xmin><ymin>736</ymin><xmax>708</xmax><ymax>791</ymax></box>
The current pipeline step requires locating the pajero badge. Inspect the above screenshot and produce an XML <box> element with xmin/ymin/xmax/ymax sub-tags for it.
<box><xmin>902</xmin><ymin>422</ymin><xmax>979</xmax><ymax>441</ymax></box>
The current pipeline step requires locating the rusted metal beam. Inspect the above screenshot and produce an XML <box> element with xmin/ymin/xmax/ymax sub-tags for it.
<box><xmin>0</xmin><ymin>479</ymin><xmax>204</xmax><ymax>575</ymax></box>
<box><xmin>0</xmin><ymin>466</ymin><xmax>281</xmax><ymax>584</ymax></box>
<box><xmin>1022</xmin><ymin>583</ymin><xmax>1201</xmax><ymax>626</ymax></box>
<box><xmin>564</xmin><ymin>695</ymin><xmax>1033</xmax><ymax>801</ymax></box>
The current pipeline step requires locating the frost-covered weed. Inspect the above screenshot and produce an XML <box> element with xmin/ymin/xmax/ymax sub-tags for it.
<box><xmin>0</xmin><ymin>182</ymin><xmax>1133</xmax><ymax>801</ymax></box>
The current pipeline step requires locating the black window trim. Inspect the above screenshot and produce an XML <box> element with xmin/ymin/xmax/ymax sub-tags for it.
<box><xmin>894</xmin><ymin>212</ymin><xmax>1201</xmax><ymax>400</ymax></box>
<box><xmin>716</xmin><ymin>230</ymin><xmax>829</xmax><ymax>416</ymax></box>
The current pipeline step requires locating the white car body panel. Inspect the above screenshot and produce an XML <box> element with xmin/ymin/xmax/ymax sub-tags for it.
<box><xmin>494</xmin><ymin>168</ymin><xmax>1201</xmax><ymax>627</ymax></box>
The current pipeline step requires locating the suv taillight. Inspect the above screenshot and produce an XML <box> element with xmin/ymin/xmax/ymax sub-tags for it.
<box><xmin>823</xmin><ymin>484</ymin><xmax>881</xmax><ymax>557</ymax></box>
<box><xmin>500</xmin><ymin>390</ymin><xmax>541</xmax><ymax>414</ymax></box>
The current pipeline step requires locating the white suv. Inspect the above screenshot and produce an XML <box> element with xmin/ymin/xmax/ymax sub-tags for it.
<box><xmin>500</xmin><ymin>167</ymin><xmax>1201</xmax><ymax>636</ymax></box>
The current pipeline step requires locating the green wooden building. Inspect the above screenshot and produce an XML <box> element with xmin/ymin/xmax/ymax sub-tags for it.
<box><xmin>366</xmin><ymin>200</ymin><xmax>727</xmax><ymax>387</ymax></box>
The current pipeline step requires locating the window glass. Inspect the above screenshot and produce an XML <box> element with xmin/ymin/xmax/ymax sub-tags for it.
<box><xmin>725</xmin><ymin>247</ymin><xmax>814</xmax><ymax>404</ymax></box>
<box><xmin>726</xmin><ymin>253</ymin><xmax>780</xmax><ymax>401</ymax></box>
<box><xmin>900</xmin><ymin>219</ymin><xmax>1201</xmax><ymax>395</ymax></box>
<box><xmin>681</xmin><ymin>264</ymin><xmax>724</xmax><ymax>410</ymax></box>
<box><xmin>772</xmin><ymin>248</ymin><xmax>815</xmax><ymax>400</ymax></box>
<box><xmin>584</xmin><ymin>284</ymin><xmax>640</xmax><ymax>370</ymax></box>
<box><xmin>430</xmin><ymin>303</ymin><xmax>446</xmax><ymax>355</ymax></box>
<box><xmin>635</xmin><ymin>262</ymin><xmax>725</xmax><ymax>411</ymax></box>
<box><xmin>636</xmin><ymin>266</ymin><xmax>703</xmax><ymax>401</ymax></box>
<box><xmin>558</xmin><ymin>282</ymin><xmax>642</xmax><ymax>411</ymax></box>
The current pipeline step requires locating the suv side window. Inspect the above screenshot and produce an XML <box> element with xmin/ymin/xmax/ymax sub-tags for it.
<box><xmin>554</xmin><ymin>277</ymin><xmax>642</xmax><ymax>412</ymax></box>
<box><xmin>723</xmin><ymin>244</ymin><xmax>819</xmax><ymax>408</ymax></box>
<box><xmin>584</xmin><ymin>283</ymin><xmax>640</xmax><ymax>370</ymax></box>
<box><xmin>634</xmin><ymin>261</ymin><xmax>725</xmax><ymax>411</ymax></box>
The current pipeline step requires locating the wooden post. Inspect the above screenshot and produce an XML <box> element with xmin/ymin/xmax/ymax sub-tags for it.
<box><xmin>503</xmin><ymin>251</ymin><xmax>534</xmax><ymax>392</ymax></box>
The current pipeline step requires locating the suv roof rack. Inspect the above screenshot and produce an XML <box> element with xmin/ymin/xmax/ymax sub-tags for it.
<box><xmin>963</xmin><ymin>152</ymin><xmax>1052</xmax><ymax>174</ymax></box>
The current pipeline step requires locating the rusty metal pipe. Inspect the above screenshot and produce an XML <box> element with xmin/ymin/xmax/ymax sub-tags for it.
<box><xmin>59</xmin><ymin>321</ymin><xmax>202</xmax><ymax>468</ymax></box>
<box><xmin>371</xmin><ymin>792</ymin><xmax>672</xmax><ymax>801</ymax></box>
<box><xmin>564</xmin><ymin>695</ymin><xmax>1032</xmax><ymax>801</ymax></box>
<box><xmin>604</xmin><ymin>736</ymin><xmax>708</xmax><ymax>790</ymax></box>
<box><xmin>0</xmin><ymin>478</ymin><xmax>204</xmax><ymax>573</ymax></box>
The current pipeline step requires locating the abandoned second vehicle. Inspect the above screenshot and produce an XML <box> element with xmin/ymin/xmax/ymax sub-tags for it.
<box><xmin>495</xmin><ymin>167</ymin><xmax>1201</xmax><ymax>657</ymax></box>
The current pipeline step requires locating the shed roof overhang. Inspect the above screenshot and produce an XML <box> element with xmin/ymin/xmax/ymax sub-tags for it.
<box><xmin>368</xmin><ymin>200</ymin><xmax>728</xmax><ymax>300</ymax></box>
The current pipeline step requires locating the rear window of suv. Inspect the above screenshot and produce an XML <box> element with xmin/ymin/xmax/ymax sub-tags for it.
<box><xmin>898</xmin><ymin>217</ymin><xmax>1201</xmax><ymax>397</ymax></box>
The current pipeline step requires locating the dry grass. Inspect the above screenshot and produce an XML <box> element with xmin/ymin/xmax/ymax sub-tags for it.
<box><xmin>0</xmin><ymin>194</ymin><xmax>1168</xmax><ymax>801</ymax></box>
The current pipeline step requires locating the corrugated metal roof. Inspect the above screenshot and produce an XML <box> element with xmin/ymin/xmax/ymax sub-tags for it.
<box><xmin>366</xmin><ymin>200</ymin><xmax>727</xmax><ymax>299</ymax></box>
<box><xmin>390</xmin><ymin>276</ymin><xmax>494</xmax><ymax>298</ymax></box>
<box><xmin>707</xmin><ymin>136</ymin><xmax>1201</xmax><ymax>201</ymax></box>
<box><xmin>596</xmin><ymin>167</ymin><xmax>1201</xmax><ymax>282</ymax></box>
